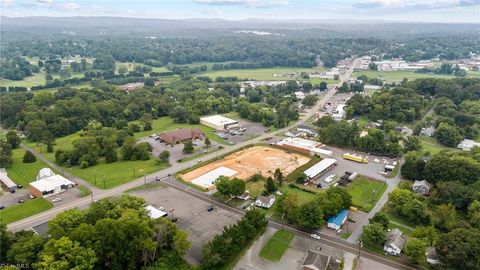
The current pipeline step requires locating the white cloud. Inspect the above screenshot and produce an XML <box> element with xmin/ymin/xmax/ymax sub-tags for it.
<box><xmin>58</xmin><ymin>2</ymin><xmax>79</xmax><ymax>10</ymax></box>
<box><xmin>198</xmin><ymin>8</ymin><xmax>223</xmax><ymax>15</ymax></box>
<box><xmin>194</xmin><ymin>0</ymin><xmax>288</xmax><ymax>8</ymax></box>
<box><xmin>1</xmin><ymin>0</ymin><xmax>14</xmax><ymax>8</ymax></box>
<box><xmin>353</xmin><ymin>0</ymin><xmax>480</xmax><ymax>9</ymax></box>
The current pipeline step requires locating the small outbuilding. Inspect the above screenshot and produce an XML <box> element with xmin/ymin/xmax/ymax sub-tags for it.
<box><xmin>384</xmin><ymin>228</ymin><xmax>406</xmax><ymax>256</ymax></box>
<box><xmin>0</xmin><ymin>168</ymin><xmax>17</xmax><ymax>192</ymax></box>
<box><xmin>304</xmin><ymin>158</ymin><xmax>337</xmax><ymax>182</ymax></box>
<box><xmin>145</xmin><ymin>205</ymin><xmax>168</xmax><ymax>219</ymax></box>
<box><xmin>412</xmin><ymin>180</ymin><xmax>431</xmax><ymax>196</ymax></box>
<box><xmin>327</xmin><ymin>209</ymin><xmax>348</xmax><ymax>230</ymax></box>
<box><xmin>457</xmin><ymin>139</ymin><xmax>480</xmax><ymax>151</ymax></box>
<box><xmin>426</xmin><ymin>247</ymin><xmax>439</xmax><ymax>265</ymax></box>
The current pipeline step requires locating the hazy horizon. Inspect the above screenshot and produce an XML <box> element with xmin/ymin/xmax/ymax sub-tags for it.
<box><xmin>1</xmin><ymin>0</ymin><xmax>479</xmax><ymax>23</ymax></box>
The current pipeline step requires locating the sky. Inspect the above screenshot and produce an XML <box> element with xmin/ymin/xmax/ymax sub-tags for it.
<box><xmin>1</xmin><ymin>0</ymin><xmax>479</xmax><ymax>23</ymax></box>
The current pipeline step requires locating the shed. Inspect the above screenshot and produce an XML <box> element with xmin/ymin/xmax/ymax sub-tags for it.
<box><xmin>304</xmin><ymin>158</ymin><xmax>337</xmax><ymax>181</ymax></box>
<box><xmin>0</xmin><ymin>168</ymin><xmax>16</xmax><ymax>191</ymax></box>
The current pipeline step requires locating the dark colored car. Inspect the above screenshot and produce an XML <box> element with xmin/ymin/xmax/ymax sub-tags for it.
<box><xmin>207</xmin><ymin>206</ymin><xmax>214</xmax><ymax>212</ymax></box>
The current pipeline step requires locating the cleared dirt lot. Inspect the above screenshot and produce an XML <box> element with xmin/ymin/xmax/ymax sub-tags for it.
<box><xmin>181</xmin><ymin>146</ymin><xmax>310</xmax><ymax>182</ymax></box>
<box><xmin>130</xmin><ymin>186</ymin><xmax>241</xmax><ymax>265</ymax></box>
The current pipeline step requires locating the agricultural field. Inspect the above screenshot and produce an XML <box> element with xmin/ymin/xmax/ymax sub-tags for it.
<box><xmin>345</xmin><ymin>177</ymin><xmax>387</xmax><ymax>212</ymax></box>
<box><xmin>6</xmin><ymin>148</ymin><xmax>55</xmax><ymax>186</ymax></box>
<box><xmin>354</xmin><ymin>69</ymin><xmax>480</xmax><ymax>82</ymax></box>
<box><xmin>0</xmin><ymin>198</ymin><xmax>53</xmax><ymax>224</ymax></box>
<box><xmin>1</xmin><ymin>71</ymin><xmax>85</xmax><ymax>89</ymax></box>
<box><xmin>201</xmin><ymin>67</ymin><xmax>337</xmax><ymax>84</ymax></box>
<box><xmin>259</xmin><ymin>230</ymin><xmax>294</xmax><ymax>262</ymax></box>
<box><xmin>115</xmin><ymin>61</ymin><xmax>169</xmax><ymax>73</ymax></box>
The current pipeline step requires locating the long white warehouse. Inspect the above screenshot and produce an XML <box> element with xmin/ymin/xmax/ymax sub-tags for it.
<box><xmin>191</xmin><ymin>166</ymin><xmax>238</xmax><ymax>190</ymax></box>
<box><xmin>200</xmin><ymin>115</ymin><xmax>239</xmax><ymax>131</ymax></box>
<box><xmin>304</xmin><ymin>158</ymin><xmax>337</xmax><ymax>181</ymax></box>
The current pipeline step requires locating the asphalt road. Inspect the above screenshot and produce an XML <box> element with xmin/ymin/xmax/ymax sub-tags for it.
<box><xmin>4</xmin><ymin>58</ymin><xmax>418</xmax><ymax>269</ymax></box>
<box><xmin>7</xmin><ymin>59</ymin><xmax>358</xmax><ymax>231</ymax></box>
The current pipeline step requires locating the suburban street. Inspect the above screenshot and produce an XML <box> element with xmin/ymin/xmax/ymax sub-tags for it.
<box><xmin>4</xmin><ymin>57</ymin><xmax>415</xmax><ymax>268</ymax></box>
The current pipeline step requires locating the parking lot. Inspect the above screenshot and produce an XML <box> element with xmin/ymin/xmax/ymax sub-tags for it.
<box><xmin>0</xmin><ymin>185</ymin><xmax>82</xmax><ymax>209</ymax></box>
<box><xmin>130</xmin><ymin>186</ymin><xmax>241</xmax><ymax>265</ymax></box>
<box><xmin>138</xmin><ymin>136</ymin><xmax>221</xmax><ymax>163</ymax></box>
<box><xmin>215</xmin><ymin>118</ymin><xmax>269</xmax><ymax>145</ymax></box>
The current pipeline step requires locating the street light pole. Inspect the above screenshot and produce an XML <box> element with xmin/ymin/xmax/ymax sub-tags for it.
<box><xmin>357</xmin><ymin>240</ymin><xmax>363</xmax><ymax>259</ymax></box>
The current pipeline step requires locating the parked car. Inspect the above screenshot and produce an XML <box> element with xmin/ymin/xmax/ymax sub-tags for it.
<box><xmin>17</xmin><ymin>184</ymin><xmax>23</xmax><ymax>188</ymax></box>
<box><xmin>0</xmin><ymin>206</ymin><xmax>5</xmax><ymax>210</ymax></box>
<box><xmin>29</xmin><ymin>194</ymin><xmax>36</xmax><ymax>199</ymax></box>
<box><xmin>207</xmin><ymin>205</ymin><xmax>214</xmax><ymax>212</ymax></box>
<box><xmin>51</xmin><ymin>198</ymin><xmax>62</xmax><ymax>203</ymax></box>
<box><xmin>9</xmin><ymin>189</ymin><xmax>15</xmax><ymax>194</ymax></box>
<box><xmin>18</xmin><ymin>199</ymin><xmax>25</xmax><ymax>203</ymax></box>
<box><xmin>310</xmin><ymin>234</ymin><xmax>321</xmax><ymax>240</ymax></box>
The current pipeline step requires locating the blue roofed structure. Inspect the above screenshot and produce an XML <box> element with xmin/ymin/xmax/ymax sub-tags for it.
<box><xmin>327</xmin><ymin>209</ymin><xmax>348</xmax><ymax>230</ymax></box>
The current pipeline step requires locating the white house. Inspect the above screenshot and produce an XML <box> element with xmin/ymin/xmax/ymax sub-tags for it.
<box><xmin>332</xmin><ymin>105</ymin><xmax>346</xmax><ymax>121</ymax></box>
<box><xmin>255</xmin><ymin>195</ymin><xmax>275</xmax><ymax>209</ymax></box>
<box><xmin>294</xmin><ymin>91</ymin><xmax>305</xmax><ymax>100</ymax></box>
<box><xmin>384</xmin><ymin>228</ymin><xmax>406</xmax><ymax>256</ymax></box>
<box><xmin>457</xmin><ymin>139</ymin><xmax>480</xmax><ymax>151</ymax></box>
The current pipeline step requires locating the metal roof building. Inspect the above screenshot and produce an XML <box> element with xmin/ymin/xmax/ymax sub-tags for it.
<box><xmin>200</xmin><ymin>115</ymin><xmax>239</xmax><ymax>131</ymax></box>
<box><xmin>190</xmin><ymin>166</ymin><xmax>238</xmax><ymax>190</ymax></box>
<box><xmin>0</xmin><ymin>168</ymin><xmax>17</xmax><ymax>191</ymax></box>
<box><xmin>304</xmin><ymin>158</ymin><xmax>337</xmax><ymax>180</ymax></box>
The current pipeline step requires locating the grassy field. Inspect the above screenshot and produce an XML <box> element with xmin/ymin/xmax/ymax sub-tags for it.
<box><xmin>1</xmin><ymin>73</ymin><xmax>47</xmax><ymax>88</ymax></box>
<box><xmin>281</xmin><ymin>185</ymin><xmax>318</xmax><ymax>204</ymax></box>
<box><xmin>384</xmin><ymin>211</ymin><xmax>415</xmax><ymax>236</ymax></box>
<box><xmin>418</xmin><ymin>136</ymin><xmax>458</xmax><ymax>154</ymax></box>
<box><xmin>201</xmin><ymin>67</ymin><xmax>337</xmax><ymax>84</ymax></box>
<box><xmin>0</xmin><ymin>198</ymin><xmax>53</xmax><ymax>224</ymax></box>
<box><xmin>115</xmin><ymin>61</ymin><xmax>169</xmax><ymax>73</ymax></box>
<box><xmin>6</xmin><ymin>148</ymin><xmax>54</xmax><ymax>186</ymax></box>
<box><xmin>259</xmin><ymin>230</ymin><xmax>294</xmax><ymax>262</ymax></box>
<box><xmin>132</xmin><ymin>116</ymin><xmax>227</xmax><ymax>144</ymax></box>
<box><xmin>346</xmin><ymin>177</ymin><xmax>387</xmax><ymax>212</ymax></box>
<box><xmin>354</xmin><ymin>70</ymin><xmax>480</xmax><ymax>83</ymax></box>
<box><xmin>25</xmin><ymin>133</ymin><xmax>170</xmax><ymax>189</ymax></box>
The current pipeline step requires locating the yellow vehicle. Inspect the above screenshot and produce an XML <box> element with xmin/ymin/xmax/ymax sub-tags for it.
<box><xmin>342</xmin><ymin>153</ymin><xmax>368</xmax><ymax>164</ymax></box>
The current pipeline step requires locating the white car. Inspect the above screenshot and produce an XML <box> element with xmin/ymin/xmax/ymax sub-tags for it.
<box><xmin>310</xmin><ymin>234</ymin><xmax>321</xmax><ymax>240</ymax></box>
<box><xmin>51</xmin><ymin>198</ymin><xmax>62</xmax><ymax>203</ymax></box>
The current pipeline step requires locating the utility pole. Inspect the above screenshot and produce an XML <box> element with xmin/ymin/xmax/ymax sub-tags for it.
<box><xmin>357</xmin><ymin>240</ymin><xmax>363</xmax><ymax>259</ymax></box>
<box><xmin>211</xmin><ymin>194</ymin><xmax>214</xmax><ymax>208</ymax></box>
<box><xmin>281</xmin><ymin>211</ymin><xmax>285</xmax><ymax>231</ymax></box>
<box><xmin>144</xmin><ymin>174</ymin><xmax>147</xmax><ymax>188</ymax></box>
<box><xmin>90</xmin><ymin>191</ymin><xmax>94</xmax><ymax>203</ymax></box>
<box><xmin>102</xmin><ymin>175</ymin><xmax>106</xmax><ymax>189</ymax></box>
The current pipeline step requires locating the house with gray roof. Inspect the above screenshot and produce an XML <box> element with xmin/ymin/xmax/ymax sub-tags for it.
<box><xmin>302</xmin><ymin>250</ymin><xmax>331</xmax><ymax>270</ymax></box>
<box><xmin>384</xmin><ymin>228</ymin><xmax>406</xmax><ymax>256</ymax></box>
<box><xmin>412</xmin><ymin>180</ymin><xmax>431</xmax><ymax>195</ymax></box>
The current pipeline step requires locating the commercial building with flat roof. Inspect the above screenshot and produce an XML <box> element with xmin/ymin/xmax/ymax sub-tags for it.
<box><xmin>190</xmin><ymin>166</ymin><xmax>238</xmax><ymax>190</ymax></box>
<box><xmin>276</xmin><ymin>137</ymin><xmax>324</xmax><ymax>154</ymax></box>
<box><xmin>304</xmin><ymin>158</ymin><xmax>337</xmax><ymax>181</ymax></box>
<box><xmin>159</xmin><ymin>128</ymin><xmax>204</xmax><ymax>145</ymax></box>
<box><xmin>200</xmin><ymin>115</ymin><xmax>239</xmax><ymax>131</ymax></box>
<box><xmin>29</xmin><ymin>169</ymin><xmax>75</xmax><ymax>197</ymax></box>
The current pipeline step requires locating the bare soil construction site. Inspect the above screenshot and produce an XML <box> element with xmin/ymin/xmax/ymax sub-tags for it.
<box><xmin>181</xmin><ymin>146</ymin><xmax>310</xmax><ymax>189</ymax></box>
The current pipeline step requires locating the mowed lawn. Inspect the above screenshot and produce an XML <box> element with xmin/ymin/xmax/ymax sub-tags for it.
<box><xmin>6</xmin><ymin>148</ymin><xmax>54</xmax><ymax>186</ymax></box>
<box><xmin>281</xmin><ymin>185</ymin><xmax>319</xmax><ymax>204</ymax></box>
<box><xmin>259</xmin><ymin>230</ymin><xmax>294</xmax><ymax>262</ymax></box>
<box><xmin>0</xmin><ymin>198</ymin><xmax>53</xmax><ymax>224</ymax></box>
<box><xmin>418</xmin><ymin>136</ymin><xmax>459</xmax><ymax>154</ymax></box>
<box><xmin>346</xmin><ymin>177</ymin><xmax>387</xmax><ymax>212</ymax></box>
<box><xmin>201</xmin><ymin>67</ymin><xmax>337</xmax><ymax>84</ymax></box>
<box><xmin>25</xmin><ymin>132</ymin><xmax>169</xmax><ymax>189</ymax></box>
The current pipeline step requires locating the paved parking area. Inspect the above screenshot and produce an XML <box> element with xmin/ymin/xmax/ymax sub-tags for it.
<box><xmin>138</xmin><ymin>137</ymin><xmax>220</xmax><ymax>163</ymax></box>
<box><xmin>0</xmin><ymin>186</ymin><xmax>82</xmax><ymax>208</ymax></box>
<box><xmin>130</xmin><ymin>186</ymin><xmax>241</xmax><ymax>265</ymax></box>
<box><xmin>217</xmin><ymin>119</ymin><xmax>269</xmax><ymax>145</ymax></box>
